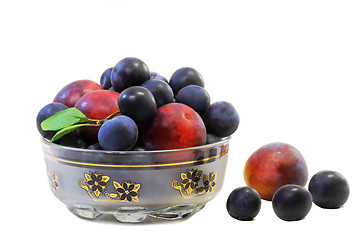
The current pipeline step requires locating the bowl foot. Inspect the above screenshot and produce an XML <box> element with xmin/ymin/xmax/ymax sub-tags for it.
<box><xmin>67</xmin><ymin>204</ymin><xmax>205</xmax><ymax>223</ymax></box>
<box><xmin>113</xmin><ymin>207</ymin><xmax>148</xmax><ymax>223</ymax></box>
<box><xmin>149</xmin><ymin>204</ymin><xmax>205</xmax><ymax>220</ymax></box>
<box><xmin>68</xmin><ymin>205</ymin><xmax>101</xmax><ymax>220</ymax></box>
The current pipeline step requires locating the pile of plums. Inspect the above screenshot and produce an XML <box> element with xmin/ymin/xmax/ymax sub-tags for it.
<box><xmin>36</xmin><ymin>57</ymin><xmax>240</xmax><ymax>151</ymax></box>
<box><xmin>226</xmin><ymin>142</ymin><xmax>350</xmax><ymax>221</ymax></box>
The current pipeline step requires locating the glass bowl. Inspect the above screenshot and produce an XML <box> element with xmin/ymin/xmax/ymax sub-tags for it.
<box><xmin>41</xmin><ymin>137</ymin><xmax>230</xmax><ymax>223</ymax></box>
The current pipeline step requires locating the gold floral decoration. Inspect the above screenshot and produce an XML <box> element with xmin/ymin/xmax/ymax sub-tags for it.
<box><xmin>203</xmin><ymin>172</ymin><xmax>217</xmax><ymax>193</ymax></box>
<box><xmin>84</xmin><ymin>172</ymin><xmax>110</xmax><ymax>197</ymax></box>
<box><xmin>78</xmin><ymin>171</ymin><xmax>141</xmax><ymax>203</ymax></box>
<box><xmin>113</xmin><ymin>181</ymin><xmax>140</xmax><ymax>202</ymax></box>
<box><xmin>180</xmin><ymin>169</ymin><xmax>203</xmax><ymax>195</ymax></box>
<box><xmin>172</xmin><ymin>169</ymin><xmax>217</xmax><ymax>198</ymax></box>
<box><xmin>47</xmin><ymin>170</ymin><xmax>59</xmax><ymax>193</ymax></box>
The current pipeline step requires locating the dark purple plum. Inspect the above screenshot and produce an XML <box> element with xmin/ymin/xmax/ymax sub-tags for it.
<box><xmin>206</xmin><ymin>133</ymin><xmax>222</xmax><ymax>144</ymax></box>
<box><xmin>175</xmin><ymin>85</ymin><xmax>210</xmax><ymax>116</ymax></box>
<box><xmin>203</xmin><ymin>101</ymin><xmax>239</xmax><ymax>138</ymax></box>
<box><xmin>87</xmin><ymin>143</ymin><xmax>103</xmax><ymax>150</ymax></box>
<box><xmin>308</xmin><ymin>170</ymin><xmax>350</xmax><ymax>209</ymax></box>
<box><xmin>142</xmin><ymin>79</ymin><xmax>174</xmax><ymax>108</ymax></box>
<box><xmin>169</xmin><ymin>67</ymin><xmax>204</xmax><ymax>95</ymax></box>
<box><xmin>226</xmin><ymin>186</ymin><xmax>261</xmax><ymax>221</ymax></box>
<box><xmin>131</xmin><ymin>146</ymin><xmax>146</xmax><ymax>151</ymax></box>
<box><xmin>272</xmin><ymin>184</ymin><xmax>312</xmax><ymax>221</ymax></box>
<box><xmin>36</xmin><ymin>102</ymin><xmax>68</xmax><ymax>140</ymax></box>
<box><xmin>118</xmin><ymin>86</ymin><xmax>157</xmax><ymax>124</ymax></box>
<box><xmin>59</xmin><ymin>134</ymin><xmax>87</xmax><ymax>149</ymax></box>
<box><xmin>150</xmin><ymin>71</ymin><xmax>168</xmax><ymax>83</ymax></box>
<box><xmin>111</xmin><ymin>57</ymin><xmax>150</xmax><ymax>93</ymax></box>
<box><xmin>98</xmin><ymin>115</ymin><xmax>138</xmax><ymax>151</ymax></box>
<box><xmin>100</xmin><ymin>67</ymin><xmax>113</xmax><ymax>90</ymax></box>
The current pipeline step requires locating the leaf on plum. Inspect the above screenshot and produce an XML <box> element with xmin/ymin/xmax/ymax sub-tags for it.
<box><xmin>41</xmin><ymin>108</ymin><xmax>90</xmax><ymax>131</ymax></box>
<box><xmin>50</xmin><ymin>123</ymin><xmax>93</xmax><ymax>142</ymax></box>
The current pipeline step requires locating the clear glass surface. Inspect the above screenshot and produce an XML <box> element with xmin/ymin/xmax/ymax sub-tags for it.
<box><xmin>41</xmin><ymin>137</ymin><xmax>230</xmax><ymax>223</ymax></box>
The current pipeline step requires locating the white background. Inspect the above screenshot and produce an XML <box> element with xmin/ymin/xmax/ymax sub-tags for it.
<box><xmin>1</xmin><ymin>0</ymin><xmax>359</xmax><ymax>239</ymax></box>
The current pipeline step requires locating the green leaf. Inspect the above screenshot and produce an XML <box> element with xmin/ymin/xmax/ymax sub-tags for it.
<box><xmin>41</xmin><ymin>108</ymin><xmax>90</xmax><ymax>131</ymax></box>
<box><xmin>50</xmin><ymin>123</ymin><xmax>94</xmax><ymax>142</ymax></box>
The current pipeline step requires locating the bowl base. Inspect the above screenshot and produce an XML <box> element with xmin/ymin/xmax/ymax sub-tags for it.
<box><xmin>67</xmin><ymin>204</ymin><xmax>205</xmax><ymax>223</ymax></box>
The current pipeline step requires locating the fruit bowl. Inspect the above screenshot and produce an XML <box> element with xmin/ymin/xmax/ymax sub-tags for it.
<box><xmin>41</xmin><ymin>136</ymin><xmax>231</xmax><ymax>223</ymax></box>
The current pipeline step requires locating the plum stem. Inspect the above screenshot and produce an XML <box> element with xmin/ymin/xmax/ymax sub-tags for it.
<box><xmin>105</xmin><ymin>110</ymin><xmax>121</xmax><ymax>120</ymax></box>
<box><xmin>84</xmin><ymin>110</ymin><xmax>121</xmax><ymax>125</ymax></box>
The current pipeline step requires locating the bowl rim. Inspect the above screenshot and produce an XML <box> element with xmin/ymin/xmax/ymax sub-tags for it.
<box><xmin>40</xmin><ymin>136</ymin><xmax>231</xmax><ymax>155</ymax></box>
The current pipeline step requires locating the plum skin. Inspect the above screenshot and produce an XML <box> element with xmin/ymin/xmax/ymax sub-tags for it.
<box><xmin>244</xmin><ymin>142</ymin><xmax>308</xmax><ymax>201</ymax></box>
<box><xmin>143</xmin><ymin>103</ymin><xmax>207</xmax><ymax>150</ymax></box>
<box><xmin>111</xmin><ymin>57</ymin><xmax>150</xmax><ymax>93</ymax></box>
<box><xmin>272</xmin><ymin>184</ymin><xmax>312</xmax><ymax>221</ymax></box>
<box><xmin>169</xmin><ymin>67</ymin><xmax>204</xmax><ymax>95</ymax></box>
<box><xmin>308</xmin><ymin>170</ymin><xmax>350</xmax><ymax>209</ymax></box>
<box><xmin>175</xmin><ymin>85</ymin><xmax>210</xmax><ymax>116</ymax></box>
<box><xmin>100</xmin><ymin>68</ymin><xmax>113</xmax><ymax>90</ymax></box>
<box><xmin>98</xmin><ymin>115</ymin><xmax>138</xmax><ymax>151</ymax></box>
<box><xmin>203</xmin><ymin>101</ymin><xmax>239</xmax><ymax>138</ymax></box>
<box><xmin>53</xmin><ymin>80</ymin><xmax>103</xmax><ymax>107</ymax></box>
<box><xmin>74</xmin><ymin>90</ymin><xmax>120</xmax><ymax>144</ymax></box>
<box><xmin>226</xmin><ymin>186</ymin><xmax>261</xmax><ymax>221</ymax></box>
<box><xmin>36</xmin><ymin>102</ymin><xmax>68</xmax><ymax>140</ymax></box>
<box><xmin>118</xmin><ymin>86</ymin><xmax>157</xmax><ymax>124</ymax></box>
<box><xmin>142</xmin><ymin>79</ymin><xmax>174</xmax><ymax>108</ymax></box>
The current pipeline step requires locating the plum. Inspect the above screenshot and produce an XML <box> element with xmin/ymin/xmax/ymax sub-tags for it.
<box><xmin>98</xmin><ymin>115</ymin><xmax>138</xmax><ymax>151</ymax></box>
<box><xmin>169</xmin><ymin>67</ymin><xmax>204</xmax><ymax>95</ymax></box>
<box><xmin>243</xmin><ymin>142</ymin><xmax>308</xmax><ymax>200</ymax></box>
<box><xmin>272</xmin><ymin>184</ymin><xmax>312</xmax><ymax>221</ymax></box>
<box><xmin>142</xmin><ymin>79</ymin><xmax>174</xmax><ymax>108</ymax></box>
<box><xmin>87</xmin><ymin>143</ymin><xmax>103</xmax><ymax>150</ymax></box>
<box><xmin>111</xmin><ymin>57</ymin><xmax>150</xmax><ymax>93</ymax></box>
<box><xmin>203</xmin><ymin>101</ymin><xmax>239</xmax><ymax>138</ymax></box>
<box><xmin>74</xmin><ymin>90</ymin><xmax>120</xmax><ymax>144</ymax></box>
<box><xmin>53</xmin><ymin>80</ymin><xmax>103</xmax><ymax>107</ymax></box>
<box><xmin>36</xmin><ymin>102</ymin><xmax>68</xmax><ymax>140</ymax></box>
<box><xmin>175</xmin><ymin>85</ymin><xmax>210</xmax><ymax>116</ymax></box>
<box><xmin>226</xmin><ymin>186</ymin><xmax>261</xmax><ymax>221</ymax></box>
<box><xmin>150</xmin><ymin>71</ymin><xmax>168</xmax><ymax>83</ymax></box>
<box><xmin>59</xmin><ymin>134</ymin><xmax>88</xmax><ymax>149</ymax></box>
<box><xmin>117</xmin><ymin>86</ymin><xmax>156</xmax><ymax>124</ymax></box>
<box><xmin>100</xmin><ymin>68</ymin><xmax>113</xmax><ymax>90</ymax></box>
<box><xmin>308</xmin><ymin>170</ymin><xmax>350</xmax><ymax>209</ymax></box>
<box><xmin>143</xmin><ymin>103</ymin><xmax>206</xmax><ymax>150</ymax></box>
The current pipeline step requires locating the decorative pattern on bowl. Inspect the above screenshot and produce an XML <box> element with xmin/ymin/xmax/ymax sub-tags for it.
<box><xmin>41</xmin><ymin>137</ymin><xmax>230</xmax><ymax>223</ymax></box>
